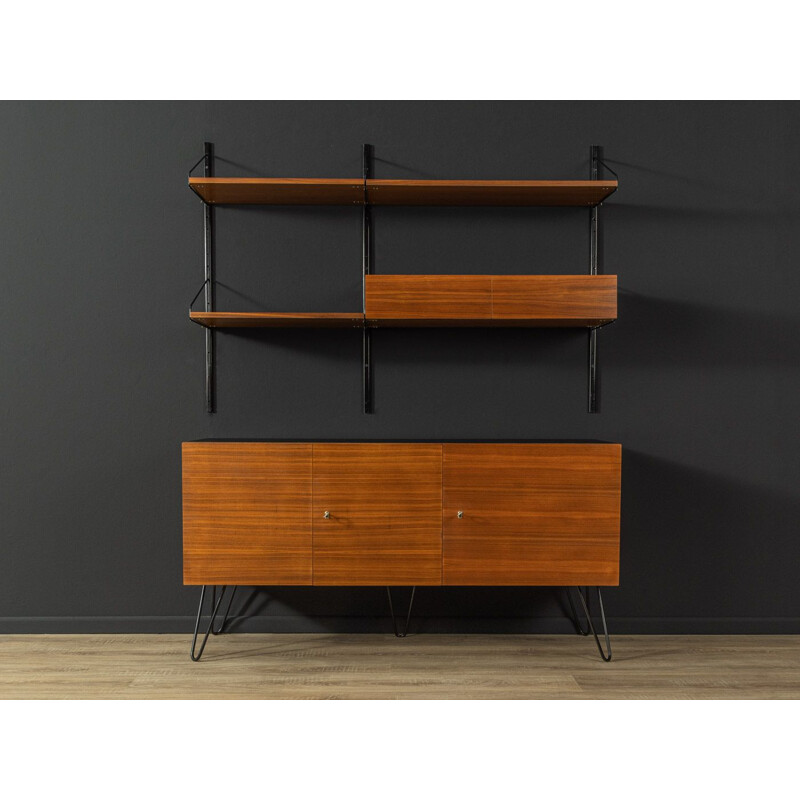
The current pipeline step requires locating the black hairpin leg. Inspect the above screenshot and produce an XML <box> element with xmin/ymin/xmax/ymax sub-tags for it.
<box><xmin>190</xmin><ymin>584</ymin><xmax>232</xmax><ymax>662</ymax></box>
<box><xmin>568</xmin><ymin>586</ymin><xmax>612</xmax><ymax>662</ymax></box>
<box><xmin>386</xmin><ymin>586</ymin><xmax>416</xmax><ymax>638</ymax></box>
<box><xmin>566</xmin><ymin>586</ymin><xmax>590</xmax><ymax>636</ymax></box>
<box><xmin>210</xmin><ymin>586</ymin><xmax>237</xmax><ymax>636</ymax></box>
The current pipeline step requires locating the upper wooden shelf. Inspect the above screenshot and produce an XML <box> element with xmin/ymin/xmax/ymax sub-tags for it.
<box><xmin>190</xmin><ymin>312</ymin><xmax>363</xmax><ymax>328</ymax></box>
<box><xmin>188</xmin><ymin>178</ymin><xmax>617</xmax><ymax>207</ymax></box>
<box><xmin>367</xmin><ymin>180</ymin><xmax>617</xmax><ymax>207</ymax></box>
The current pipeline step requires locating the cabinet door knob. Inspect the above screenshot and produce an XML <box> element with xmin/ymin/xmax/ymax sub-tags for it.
<box><xmin>457</xmin><ymin>510</ymin><xmax>463</xmax><ymax>519</ymax></box>
<box><xmin>323</xmin><ymin>511</ymin><xmax>330</xmax><ymax>519</ymax></box>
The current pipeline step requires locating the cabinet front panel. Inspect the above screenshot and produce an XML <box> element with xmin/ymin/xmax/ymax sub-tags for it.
<box><xmin>313</xmin><ymin>444</ymin><xmax>443</xmax><ymax>585</ymax></box>
<box><xmin>443</xmin><ymin>444</ymin><xmax>621</xmax><ymax>586</ymax></box>
<box><xmin>491</xmin><ymin>275</ymin><xmax>617</xmax><ymax>322</ymax></box>
<box><xmin>183</xmin><ymin>443</ymin><xmax>312</xmax><ymax>585</ymax></box>
<box><xmin>365</xmin><ymin>275</ymin><xmax>493</xmax><ymax>323</ymax></box>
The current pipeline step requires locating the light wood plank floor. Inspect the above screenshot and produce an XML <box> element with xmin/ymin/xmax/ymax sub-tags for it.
<box><xmin>1</xmin><ymin>634</ymin><xmax>798</xmax><ymax>699</ymax></box>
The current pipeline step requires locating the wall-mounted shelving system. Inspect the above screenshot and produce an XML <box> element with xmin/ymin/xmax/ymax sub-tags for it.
<box><xmin>187</xmin><ymin>144</ymin><xmax>618</xmax><ymax>413</ymax></box>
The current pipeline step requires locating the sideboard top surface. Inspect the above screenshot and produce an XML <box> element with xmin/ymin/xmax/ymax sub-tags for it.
<box><xmin>185</xmin><ymin>439</ymin><xmax>621</xmax><ymax>445</ymax></box>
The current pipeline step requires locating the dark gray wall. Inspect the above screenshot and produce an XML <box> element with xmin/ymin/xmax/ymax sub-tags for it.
<box><xmin>2</xmin><ymin>101</ymin><xmax>798</xmax><ymax>633</ymax></box>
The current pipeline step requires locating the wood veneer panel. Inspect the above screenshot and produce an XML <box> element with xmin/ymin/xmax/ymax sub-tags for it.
<box><xmin>190</xmin><ymin>311</ymin><xmax>364</xmax><ymax>328</ymax></box>
<box><xmin>364</xmin><ymin>275</ymin><xmax>492</xmax><ymax>324</ymax></box>
<box><xmin>491</xmin><ymin>275</ymin><xmax>617</xmax><ymax>325</ymax></box>
<box><xmin>364</xmin><ymin>275</ymin><xmax>617</xmax><ymax>326</ymax></box>
<box><xmin>188</xmin><ymin>178</ymin><xmax>363</xmax><ymax>205</ymax></box>
<box><xmin>312</xmin><ymin>443</ymin><xmax>443</xmax><ymax>585</ymax></box>
<box><xmin>182</xmin><ymin>443</ymin><xmax>312</xmax><ymax>585</ymax></box>
<box><xmin>443</xmin><ymin>444</ymin><xmax>621</xmax><ymax>586</ymax></box>
<box><xmin>367</xmin><ymin>180</ymin><xmax>618</xmax><ymax>207</ymax></box>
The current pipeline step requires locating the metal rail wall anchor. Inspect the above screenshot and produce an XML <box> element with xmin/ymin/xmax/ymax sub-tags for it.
<box><xmin>586</xmin><ymin>144</ymin><xmax>620</xmax><ymax>413</ymax></box>
<box><xmin>188</xmin><ymin>142</ymin><xmax>216</xmax><ymax>413</ymax></box>
<box><xmin>588</xmin><ymin>144</ymin><xmax>600</xmax><ymax>413</ymax></box>
<box><xmin>362</xmin><ymin>143</ymin><xmax>373</xmax><ymax>413</ymax></box>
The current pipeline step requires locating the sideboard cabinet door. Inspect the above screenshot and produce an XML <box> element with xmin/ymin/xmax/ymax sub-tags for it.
<box><xmin>443</xmin><ymin>444</ymin><xmax>621</xmax><ymax>586</ymax></box>
<box><xmin>183</xmin><ymin>442</ymin><xmax>312</xmax><ymax>585</ymax></box>
<box><xmin>312</xmin><ymin>443</ymin><xmax>443</xmax><ymax>585</ymax></box>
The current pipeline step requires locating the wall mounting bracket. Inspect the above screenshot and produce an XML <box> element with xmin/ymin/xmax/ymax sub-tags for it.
<box><xmin>362</xmin><ymin>143</ymin><xmax>373</xmax><ymax>414</ymax></box>
<box><xmin>589</xmin><ymin>144</ymin><xmax>605</xmax><ymax>413</ymax></box>
<box><xmin>190</xmin><ymin>142</ymin><xmax>217</xmax><ymax>413</ymax></box>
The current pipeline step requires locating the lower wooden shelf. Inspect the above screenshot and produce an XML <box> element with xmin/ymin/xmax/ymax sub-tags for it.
<box><xmin>190</xmin><ymin>311</ymin><xmax>364</xmax><ymax>328</ymax></box>
<box><xmin>189</xmin><ymin>275</ymin><xmax>618</xmax><ymax>329</ymax></box>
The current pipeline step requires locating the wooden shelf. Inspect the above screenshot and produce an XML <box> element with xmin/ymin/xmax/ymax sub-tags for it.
<box><xmin>189</xmin><ymin>178</ymin><xmax>617</xmax><ymax>207</ymax></box>
<box><xmin>190</xmin><ymin>312</ymin><xmax>363</xmax><ymax>328</ymax></box>
<box><xmin>190</xmin><ymin>276</ymin><xmax>616</xmax><ymax>329</ymax></box>
<box><xmin>188</xmin><ymin>178</ymin><xmax>364</xmax><ymax>205</ymax></box>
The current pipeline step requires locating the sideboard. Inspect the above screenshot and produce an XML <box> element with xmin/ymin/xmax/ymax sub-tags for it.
<box><xmin>183</xmin><ymin>440</ymin><xmax>621</xmax><ymax>660</ymax></box>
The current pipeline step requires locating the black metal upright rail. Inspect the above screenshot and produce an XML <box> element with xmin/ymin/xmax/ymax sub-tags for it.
<box><xmin>362</xmin><ymin>143</ymin><xmax>373</xmax><ymax>414</ymax></box>
<box><xmin>203</xmin><ymin>142</ymin><xmax>215</xmax><ymax>413</ymax></box>
<box><xmin>588</xmin><ymin>144</ymin><xmax>600</xmax><ymax>414</ymax></box>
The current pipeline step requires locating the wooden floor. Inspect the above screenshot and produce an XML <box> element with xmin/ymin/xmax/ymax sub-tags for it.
<box><xmin>1</xmin><ymin>634</ymin><xmax>798</xmax><ymax>699</ymax></box>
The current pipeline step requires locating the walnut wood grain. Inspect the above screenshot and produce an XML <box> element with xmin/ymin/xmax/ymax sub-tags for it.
<box><xmin>367</xmin><ymin>180</ymin><xmax>617</xmax><ymax>206</ymax></box>
<box><xmin>491</xmin><ymin>276</ymin><xmax>617</xmax><ymax>323</ymax></box>
<box><xmin>443</xmin><ymin>444</ymin><xmax>621</xmax><ymax>586</ymax></box>
<box><xmin>312</xmin><ymin>444</ymin><xmax>443</xmax><ymax>586</ymax></box>
<box><xmin>188</xmin><ymin>178</ymin><xmax>363</xmax><ymax>205</ymax></box>
<box><xmin>364</xmin><ymin>275</ymin><xmax>617</xmax><ymax>326</ymax></box>
<box><xmin>190</xmin><ymin>311</ymin><xmax>364</xmax><ymax>328</ymax></box>
<box><xmin>365</xmin><ymin>275</ymin><xmax>492</xmax><ymax>323</ymax></box>
<box><xmin>183</xmin><ymin>443</ymin><xmax>312</xmax><ymax>585</ymax></box>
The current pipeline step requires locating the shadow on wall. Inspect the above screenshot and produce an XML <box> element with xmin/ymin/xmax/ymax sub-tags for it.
<box><xmin>617</xmin><ymin>450</ymin><xmax>800</xmax><ymax>628</ymax></box>
<box><xmin>614</xmin><ymin>291</ymin><xmax>800</xmax><ymax>367</ymax></box>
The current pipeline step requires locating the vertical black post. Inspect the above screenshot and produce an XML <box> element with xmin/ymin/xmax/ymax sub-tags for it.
<box><xmin>362</xmin><ymin>144</ymin><xmax>373</xmax><ymax>414</ymax></box>
<box><xmin>588</xmin><ymin>144</ymin><xmax>600</xmax><ymax>414</ymax></box>
<box><xmin>204</xmin><ymin>142</ymin><xmax>215</xmax><ymax>413</ymax></box>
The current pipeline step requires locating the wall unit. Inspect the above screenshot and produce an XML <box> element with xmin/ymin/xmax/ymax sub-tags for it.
<box><xmin>187</xmin><ymin>144</ymin><xmax>618</xmax><ymax>413</ymax></box>
<box><xmin>183</xmin><ymin>440</ymin><xmax>621</xmax><ymax>661</ymax></box>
